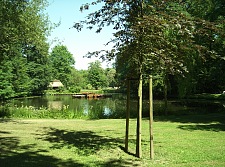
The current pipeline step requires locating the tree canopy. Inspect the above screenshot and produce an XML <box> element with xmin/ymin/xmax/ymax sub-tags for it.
<box><xmin>74</xmin><ymin>0</ymin><xmax>225</xmax><ymax>96</ymax></box>
<box><xmin>0</xmin><ymin>0</ymin><xmax>52</xmax><ymax>99</ymax></box>
<box><xmin>1</xmin><ymin>0</ymin><xmax>224</xmax><ymax>99</ymax></box>
<box><xmin>87</xmin><ymin>61</ymin><xmax>107</xmax><ymax>90</ymax></box>
<box><xmin>49</xmin><ymin>45</ymin><xmax>75</xmax><ymax>88</ymax></box>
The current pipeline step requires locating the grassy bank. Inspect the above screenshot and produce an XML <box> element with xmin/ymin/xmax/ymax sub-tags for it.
<box><xmin>1</xmin><ymin>113</ymin><xmax>225</xmax><ymax>167</ymax></box>
<box><xmin>0</xmin><ymin>105</ymin><xmax>125</xmax><ymax>119</ymax></box>
<box><xmin>0</xmin><ymin>105</ymin><xmax>89</xmax><ymax>119</ymax></box>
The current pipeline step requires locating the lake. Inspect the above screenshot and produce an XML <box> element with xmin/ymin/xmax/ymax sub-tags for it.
<box><xmin>3</xmin><ymin>94</ymin><xmax>225</xmax><ymax>119</ymax></box>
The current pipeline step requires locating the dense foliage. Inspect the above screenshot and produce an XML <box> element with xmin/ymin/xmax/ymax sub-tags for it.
<box><xmin>0</xmin><ymin>0</ymin><xmax>51</xmax><ymax>99</ymax></box>
<box><xmin>49</xmin><ymin>45</ymin><xmax>75</xmax><ymax>88</ymax></box>
<box><xmin>87</xmin><ymin>61</ymin><xmax>108</xmax><ymax>90</ymax></box>
<box><xmin>74</xmin><ymin>0</ymin><xmax>225</xmax><ymax>97</ymax></box>
<box><xmin>1</xmin><ymin>0</ymin><xmax>224</xmax><ymax>99</ymax></box>
<box><xmin>0</xmin><ymin>0</ymin><xmax>116</xmax><ymax>99</ymax></box>
<box><xmin>65</xmin><ymin>64</ymin><xmax>116</xmax><ymax>91</ymax></box>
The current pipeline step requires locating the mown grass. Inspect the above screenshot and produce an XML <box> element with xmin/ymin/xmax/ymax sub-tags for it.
<box><xmin>1</xmin><ymin>113</ymin><xmax>225</xmax><ymax>167</ymax></box>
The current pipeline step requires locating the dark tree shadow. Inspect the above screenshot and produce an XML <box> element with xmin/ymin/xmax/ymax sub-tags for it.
<box><xmin>0</xmin><ymin>133</ymin><xmax>141</xmax><ymax>167</ymax></box>
<box><xmin>0</xmin><ymin>136</ymin><xmax>86</xmax><ymax>167</ymax></box>
<box><xmin>154</xmin><ymin>113</ymin><xmax>225</xmax><ymax>124</ymax></box>
<box><xmin>36</xmin><ymin>128</ymin><xmax>143</xmax><ymax>166</ymax></box>
<box><xmin>119</xmin><ymin>146</ymin><xmax>136</xmax><ymax>157</ymax></box>
<box><xmin>99</xmin><ymin>158</ymin><xmax>141</xmax><ymax>167</ymax></box>
<box><xmin>0</xmin><ymin>119</ymin><xmax>16</xmax><ymax>123</ymax></box>
<box><xmin>0</xmin><ymin>119</ymin><xmax>30</xmax><ymax>124</ymax></box>
<box><xmin>178</xmin><ymin>123</ymin><xmax>225</xmax><ymax>132</ymax></box>
<box><xmin>38</xmin><ymin>128</ymin><xmax>124</xmax><ymax>156</ymax></box>
<box><xmin>153</xmin><ymin>113</ymin><xmax>225</xmax><ymax>132</ymax></box>
<box><xmin>0</xmin><ymin>131</ymin><xmax>11</xmax><ymax>134</ymax></box>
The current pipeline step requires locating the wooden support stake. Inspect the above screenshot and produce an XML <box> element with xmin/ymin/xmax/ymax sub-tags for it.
<box><xmin>149</xmin><ymin>75</ymin><xmax>154</xmax><ymax>159</ymax></box>
<box><xmin>136</xmin><ymin>74</ymin><xmax>142</xmax><ymax>158</ymax></box>
<box><xmin>125</xmin><ymin>80</ymin><xmax>130</xmax><ymax>152</ymax></box>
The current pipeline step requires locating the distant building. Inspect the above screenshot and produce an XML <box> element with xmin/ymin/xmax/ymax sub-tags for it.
<box><xmin>49</xmin><ymin>80</ymin><xmax>64</xmax><ymax>89</ymax></box>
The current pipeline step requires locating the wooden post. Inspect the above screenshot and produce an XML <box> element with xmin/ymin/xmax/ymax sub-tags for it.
<box><xmin>149</xmin><ymin>75</ymin><xmax>154</xmax><ymax>159</ymax></box>
<box><xmin>125</xmin><ymin>80</ymin><xmax>130</xmax><ymax>152</ymax></box>
<box><xmin>136</xmin><ymin>74</ymin><xmax>142</xmax><ymax>158</ymax></box>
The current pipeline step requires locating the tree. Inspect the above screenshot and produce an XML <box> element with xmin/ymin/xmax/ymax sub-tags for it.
<box><xmin>105</xmin><ymin>68</ymin><xmax>116</xmax><ymax>88</ymax></box>
<box><xmin>0</xmin><ymin>61</ymin><xmax>14</xmax><ymax>99</ymax></box>
<box><xmin>87</xmin><ymin>61</ymin><xmax>107</xmax><ymax>90</ymax></box>
<box><xmin>73</xmin><ymin>0</ymin><xmax>225</xmax><ymax>158</ymax></box>
<box><xmin>67</xmin><ymin>68</ymin><xmax>87</xmax><ymax>92</ymax></box>
<box><xmin>173</xmin><ymin>0</ymin><xmax>225</xmax><ymax>95</ymax></box>
<box><xmin>75</xmin><ymin>0</ymin><xmax>225</xmax><ymax>94</ymax></box>
<box><xmin>74</xmin><ymin>1</ymin><xmax>195</xmax><ymax>85</ymax></box>
<box><xmin>25</xmin><ymin>45</ymin><xmax>51</xmax><ymax>95</ymax></box>
<box><xmin>0</xmin><ymin>0</ymin><xmax>51</xmax><ymax>99</ymax></box>
<box><xmin>49</xmin><ymin>45</ymin><xmax>75</xmax><ymax>88</ymax></box>
<box><xmin>78</xmin><ymin>70</ymin><xmax>91</xmax><ymax>89</ymax></box>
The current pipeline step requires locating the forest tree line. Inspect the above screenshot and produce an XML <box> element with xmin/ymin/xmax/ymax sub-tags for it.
<box><xmin>1</xmin><ymin>0</ymin><xmax>225</xmax><ymax>100</ymax></box>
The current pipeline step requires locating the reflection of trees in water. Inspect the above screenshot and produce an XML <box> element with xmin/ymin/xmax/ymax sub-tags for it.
<box><xmin>81</xmin><ymin>100</ymin><xmax>89</xmax><ymax>115</ymax></box>
<box><xmin>86</xmin><ymin>98</ymin><xmax>120</xmax><ymax>119</ymax></box>
<box><xmin>48</xmin><ymin>101</ymin><xmax>63</xmax><ymax>110</ymax></box>
<box><xmin>10</xmin><ymin>97</ymin><xmax>49</xmax><ymax>109</ymax></box>
<box><xmin>6</xmin><ymin>95</ymin><xmax>225</xmax><ymax>118</ymax></box>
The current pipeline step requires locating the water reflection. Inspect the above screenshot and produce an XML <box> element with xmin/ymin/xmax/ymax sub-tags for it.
<box><xmin>48</xmin><ymin>101</ymin><xmax>63</xmax><ymax>110</ymax></box>
<box><xmin>4</xmin><ymin>95</ymin><xmax>225</xmax><ymax>119</ymax></box>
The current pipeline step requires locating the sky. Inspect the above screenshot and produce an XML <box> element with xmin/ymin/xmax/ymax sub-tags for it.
<box><xmin>46</xmin><ymin>0</ymin><xmax>115</xmax><ymax>70</ymax></box>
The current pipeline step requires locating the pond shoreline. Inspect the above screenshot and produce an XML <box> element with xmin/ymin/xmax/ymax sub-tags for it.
<box><xmin>1</xmin><ymin>93</ymin><xmax>225</xmax><ymax>119</ymax></box>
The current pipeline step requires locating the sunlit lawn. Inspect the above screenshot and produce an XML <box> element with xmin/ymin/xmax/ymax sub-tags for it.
<box><xmin>0</xmin><ymin>113</ymin><xmax>225</xmax><ymax>167</ymax></box>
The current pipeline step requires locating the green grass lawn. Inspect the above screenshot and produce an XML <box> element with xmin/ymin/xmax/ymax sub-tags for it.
<box><xmin>0</xmin><ymin>113</ymin><xmax>225</xmax><ymax>167</ymax></box>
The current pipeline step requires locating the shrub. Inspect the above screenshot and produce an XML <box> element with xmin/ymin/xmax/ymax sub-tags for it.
<box><xmin>69</xmin><ymin>86</ymin><xmax>81</xmax><ymax>93</ymax></box>
<box><xmin>0</xmin><ymin>105</ymin><xmax>10</xmax><ymax>118</ymax></box>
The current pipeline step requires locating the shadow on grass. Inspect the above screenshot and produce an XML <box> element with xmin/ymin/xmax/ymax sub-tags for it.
<box><xmin>0</xmin><ymin>134</ymin><xmax>140</xmax><ymax>167</ymax></box>
<box><xmin>0</xmin><ymin>136</ymin><xmax>84</xmax><ymax>167</ymax></box>
<box><xmin>100</xmin><ymin>158</ymin><xmax>140</xmax><ymax>167</ymax></box>
<box><xmin>0</xmin><ymin>119</ymin><xmax>142</xmax><ymax>166</ymax></box>
<box><xmin>39</xmin><ymin>128</ymin><xmax>124</xmax><ymax>156</ymax></box>
<box><xmin>0</xmin><ymin>119</ymin><xmax>30</xmax><ymax>124</ymax></box>
<box><xmin>0</xmin><ymin>119</ymin><xmax>15</xmax><ymax>123</ymax></box>
<box><xmin>178</xmin><ymin>123</ymin><xmax>225</xmax><ymax>132</ymax></box>
<box><xmin>119</xmin><ymin>146</ymin><xmax>136</xmax><ymax>157</ymax></box>
<box><xmin>36</xmin><ymin>128</ymin><xmax>142</xmax><ymax>166</ymax></box>
<box><xmin>154</xmin><ymin>113</ymin><xmax>225</xmax><ymax>132</ymax></box>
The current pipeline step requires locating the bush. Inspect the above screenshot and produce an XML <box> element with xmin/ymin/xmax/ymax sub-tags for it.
<box><xmin>0</xmin><ymin>105</ymin><xmax>10</xmax><ymax>118</ymax></box>
<box><xmin>69</xmin><ymin>86</ymin><xmax>81</xmax><ymax>93</ymax></box>
<box><xmin>56</xmin><ymin>87</ymin><xmax>65</xmax><ymax>93</ymax></box>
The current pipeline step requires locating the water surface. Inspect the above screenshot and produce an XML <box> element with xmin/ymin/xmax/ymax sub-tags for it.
<box><xmin>5</xmin><ymin>94</ymin><xmax>225</xmax><ymax>119</ymax></box>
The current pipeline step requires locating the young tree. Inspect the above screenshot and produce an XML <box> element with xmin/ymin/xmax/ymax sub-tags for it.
<box><xmin>73</xmin><ymin>0</ymin><xmax>225</xmax><ymax>158</ymax></box>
